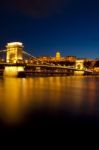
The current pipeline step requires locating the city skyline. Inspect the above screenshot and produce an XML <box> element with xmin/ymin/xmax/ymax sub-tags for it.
<box><xmin>0</xmin><ymin>0</ymin><xmax>99</xmax><ymax>58</ymax></box>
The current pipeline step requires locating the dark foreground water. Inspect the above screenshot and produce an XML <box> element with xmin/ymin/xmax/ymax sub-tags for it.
<box><xmin>0</xmin><ymin>76</ymin><xmax>99</xmax><ymax>134</ymax></box>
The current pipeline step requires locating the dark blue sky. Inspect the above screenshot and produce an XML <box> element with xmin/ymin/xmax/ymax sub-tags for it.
<box><xmin>0</xmin><ymin>0</ymin><xmax>99</xmax><ymax>58</ymax></box>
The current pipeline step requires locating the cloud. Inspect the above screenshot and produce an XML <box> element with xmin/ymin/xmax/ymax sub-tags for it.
<box><xmin>0</xmin><ymin>0</ymin><xmax>70</xmax><ymax>17</ymax></box>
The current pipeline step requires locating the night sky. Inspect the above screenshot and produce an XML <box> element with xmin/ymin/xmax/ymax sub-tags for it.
<box><xmin>0</xmin><ymin>0</ymin><xmax>99</xmax><ymax>58</ymax></box>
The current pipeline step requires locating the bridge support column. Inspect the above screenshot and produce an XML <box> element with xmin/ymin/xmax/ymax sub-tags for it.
<box><xmin>4</xmin><ymin>66</ymin><xmax>25</xmax><ymax>77</ymax></box>
<box><xmin>74</xmin><ymin>60</ymin><xmax>85</xmax><ymax>75</ymax></box>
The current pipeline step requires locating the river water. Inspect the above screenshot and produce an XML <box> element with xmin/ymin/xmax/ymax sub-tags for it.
<box><xmin>0</xmin><ymin>76</ymin><xmax>99</xmax><ymax>128</ymax></box>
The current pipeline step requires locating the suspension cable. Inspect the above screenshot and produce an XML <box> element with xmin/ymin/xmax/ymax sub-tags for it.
<box><xmin>0</xmin><ymin>50</ymin><xmax>7</xmax><ymax>52</ymax></box>
<box><xmin>23</xmin><ymin>51</ymin><xmax>37</xmax><ymax>59</ymax></box>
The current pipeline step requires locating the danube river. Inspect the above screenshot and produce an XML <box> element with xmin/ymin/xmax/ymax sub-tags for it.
<box><xmin>0</xmin><ymin>76</ymin><xmax>99</xmax><ymax>128</ymax></box>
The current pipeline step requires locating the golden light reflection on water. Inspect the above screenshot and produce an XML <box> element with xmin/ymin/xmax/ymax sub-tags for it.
<box><xmin>2</xmin><ymin>78</ymin><xmax>25</xmax><ymax>123</ymax></box>
<box><xmin>0</xmin><ymin>76</ymin><xmax>98</xmax><ymax>124</ymax></box>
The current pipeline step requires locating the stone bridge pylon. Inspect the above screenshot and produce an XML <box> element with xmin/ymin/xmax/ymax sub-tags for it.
<box><xmin>4</xmin><ymin>42</ymin><xmax>25</xmax><ymax>77</ymax></box>
<box><xmin>74</xmin><ymin>59</ymin><xmax>85</xmax><ymax>75</ymax></box>
<box><xmin>6</xmin><ymin>42</ymin><xmax>24</xmax><ymax>63</ymax></box>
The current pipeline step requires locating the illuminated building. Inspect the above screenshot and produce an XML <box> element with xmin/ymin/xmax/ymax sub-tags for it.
<box><xmin>6</xmin><ymin>42</ymin><xmax>24</xmax><ymax>63</ymax></box>
<box><xmin>37</xmin><ymin>56</ymin><xmax>51</xmax><ymax>62</ymax></box>
<box><xmin>55</xmin><ymin>51</ymin><xmax>61</xmax><ymax>61</ymax></box>
<box><xmin>64</xmin><ymin>56</ymin><xmax>76</xmax><ymax>62</ymax></box>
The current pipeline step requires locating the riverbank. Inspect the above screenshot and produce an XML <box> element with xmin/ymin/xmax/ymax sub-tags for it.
<box><xmin>1</xmin><ymin>69</ymin><xmax>99</xmax><ymax>77</ymax></box>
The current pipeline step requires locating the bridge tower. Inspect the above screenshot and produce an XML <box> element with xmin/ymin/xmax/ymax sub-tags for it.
<box><xmin>74</xmin><ymin>59</ymin><xmax>85</xmax><ymax>75</ymax></box>
<box><xmin>6</xmin><ymin>42</ymin><xmax>23</xmax><ymax>63</ymax></box>
<box><xmin>4</xmin><ymin>42</ymin><xmax>25</xmax><ymax>77</ymax></box>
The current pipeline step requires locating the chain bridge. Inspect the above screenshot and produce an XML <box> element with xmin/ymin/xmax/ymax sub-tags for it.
<box><xmin>0</xmin><ymin>42</ymin><xmax>87</xmax><ymax>77</ymax></box>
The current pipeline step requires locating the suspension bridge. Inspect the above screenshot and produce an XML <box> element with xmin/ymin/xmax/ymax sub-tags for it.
<box><xmin>0</xmin><ymin>42</ymin><xmax>88</xmax><ymax>77</ymax></box>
